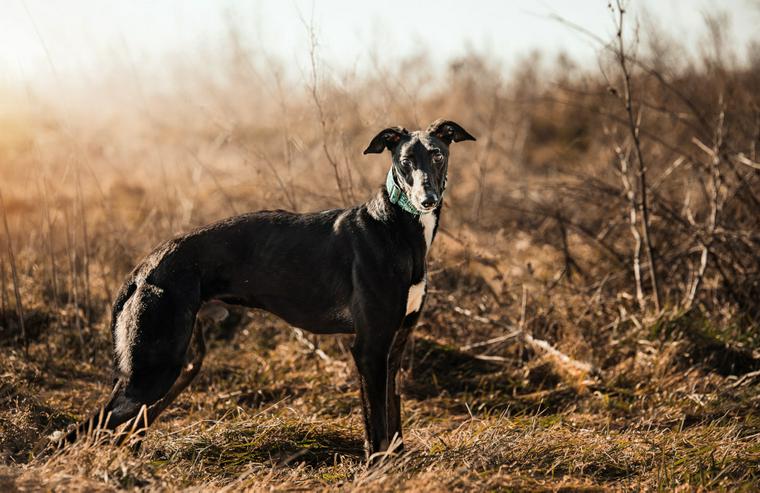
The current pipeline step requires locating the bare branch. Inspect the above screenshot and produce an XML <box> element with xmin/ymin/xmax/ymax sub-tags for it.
<box><xmin>614</xmin><ymin>0</ymin><xmax>661</xmax><ymax>312</ymax></box>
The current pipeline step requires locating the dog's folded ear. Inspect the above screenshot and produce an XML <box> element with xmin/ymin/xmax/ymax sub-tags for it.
<box><xmin>363</xmin><ymin>126</ymin><xmax>409</xmax><ymax>154</ymax></box>
<box><xmin>427</xmin><ymin>119</ymin><xmax>476</xmax><ymax>144</ymax></box>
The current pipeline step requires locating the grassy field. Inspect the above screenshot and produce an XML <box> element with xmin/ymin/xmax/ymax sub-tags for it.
<box><xmin>2</xmin><ymin>304</ymin><xmax>758</xmax><ymax>491</ymax></box>
<box><xmin>1</xmin><ymin>6</ymin><xmax>760</xmax><ymax>491</ymax></box>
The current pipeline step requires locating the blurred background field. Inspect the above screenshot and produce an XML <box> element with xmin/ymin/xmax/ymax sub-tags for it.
<box><xmin>1</xmin><ymin>1</ymin><xmax>760</xmax><ymax>490</ymax></box>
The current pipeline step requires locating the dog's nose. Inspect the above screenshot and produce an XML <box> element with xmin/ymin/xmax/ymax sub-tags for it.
<box><xmin>421</xmin><ymin>195</ymin><xmax>438</xmax><ymax>208</ymax></box>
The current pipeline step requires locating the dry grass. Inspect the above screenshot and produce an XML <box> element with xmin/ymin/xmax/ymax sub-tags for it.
<box><xmin>1</xmin><ymin>8</ymin><xmax>760</xmax><ymax>491</ymax></box>
<box><xmin>2</xmin><ymin>303</ymin><xmax>759</xmax><ymax>491</ymax></box>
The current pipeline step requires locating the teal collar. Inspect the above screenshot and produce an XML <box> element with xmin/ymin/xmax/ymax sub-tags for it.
<box><xmin>385</xmin><ymin>167</ymin><xmax>446</xmax><ymax>216</ymax></box>
<box><xmin>386</xmin><ymin>168</ymin><xmax>420</xmax><ymax>215</ymax></box>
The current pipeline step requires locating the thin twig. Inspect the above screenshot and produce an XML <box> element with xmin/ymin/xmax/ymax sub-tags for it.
<box><xmin>0</xmin><ymin>256</ymin><xmax>8</xmax><ymax>330</ymax></box>
<box><xmin>185</xmin><ymin>148</ymin><xmax>239</xmax><ymax>216</ymax></box>
<box><xmin>41</xmin><ymin>178</ymin><xmax>59</xmax><ymax>306</ymax></box>
<box><xmin>64</xmin><ymin>206</ymin><xmax>85</xmax><ymax>358</ymax></box>
<box><xmin>300</xmin><ymin>8</ymin><xmax>349</xmax><ymax>206</ymax></box>
<box><xmin>613</xmin><ymin>142</ymin><xmax>645</xmax><ymax>308</ymax></box>
<box><xmin>0</xmin><ymin>189</ymin><xmax>27</xmax><ymax>355</ymax></box>
<box><xmin>684</xmin><ymin>108</ymin><xmax>725</xmax><ymax>309</ymax></box>
<box><xmin>615</xmin><ymin>0</ymin><xmax>661</xmax><ymax>312</ymax></box>
<box><xmin>76</xmin><ymin>170</ymin><xmax>92</xmax><ymax>324</ymax></box>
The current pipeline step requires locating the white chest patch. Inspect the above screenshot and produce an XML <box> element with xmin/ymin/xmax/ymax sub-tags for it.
<box><xmin>406</xmin><ymin>280</ymin><xmax>426</xmax><ymax>315</ymax></box>
<box><xmin>419</xmin><ymin>213</ymin><xmax>437</xmax><ymax>251</ymax></box>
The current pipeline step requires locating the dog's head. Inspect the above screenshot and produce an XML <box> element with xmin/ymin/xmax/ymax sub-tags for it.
<box><xmin>364</xmin><ymin>119</ymin><xmax>476</xmax><ymax>213</ymax></box>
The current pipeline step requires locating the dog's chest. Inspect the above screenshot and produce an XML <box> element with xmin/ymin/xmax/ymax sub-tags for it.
<box><xmin>405</xmin><ymin>280</ymin><xmax>426</xmax><ymax>315</ymax></box>
<box><xmin>404</xmin><ymin>212</ymin><xmax>437</xmax><ymax>315</ymax></box>
<box><xmin>419</xmin><ymin>212</ymin><xmax>436</xmax><ymax>250</ymax></box>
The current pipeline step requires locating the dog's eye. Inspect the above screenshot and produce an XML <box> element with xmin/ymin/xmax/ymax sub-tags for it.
<box><xmin>432</xmin><ymin>153</ymin><xmax>444</xmax><ymax>164</ymax></box>
<box><xmin>401</xmin><ymin>158</ymin><xmax>413</xmax><ymax>168</ymax></box>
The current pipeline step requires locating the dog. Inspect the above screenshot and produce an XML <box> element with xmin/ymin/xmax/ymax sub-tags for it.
<box><xmin>59</xmin><ymin>119</ymin><xmax>475</xmax><ymax>459</ymax></box>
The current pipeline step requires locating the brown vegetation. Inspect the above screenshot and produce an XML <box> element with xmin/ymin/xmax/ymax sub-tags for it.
<box><xmin>1</xmin><ymin>5</ymin><xmax>759</xmax><ymax>491</ymax></box>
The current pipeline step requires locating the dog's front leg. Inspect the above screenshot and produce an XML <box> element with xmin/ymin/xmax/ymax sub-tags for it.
<box><xmin>352</xmin><ymin>329</ymin><xmax>393</xmax><ymax>459</ymax></box>
<box><xmin>385</xmin><ymin>316</ymin><xmax>416</xmax><ymax>454</ymax></box>
<box><xmin>351</xmin><ymin>318</ymin><xmax>405</xmax><ymax>457</ymax></box>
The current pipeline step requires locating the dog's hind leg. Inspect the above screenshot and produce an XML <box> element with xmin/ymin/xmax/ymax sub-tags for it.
<box><xmin>138</xmin><ymin>302</ymin><xmax>229</xmax><ymax>429</ymax></box>
<box><xmin>59</xmin><ymin>281</ymin><xmax>201</xmax><ymax>448</ymax></box>
<box><xmin>61</xmin><ymin>322</ymin><xmax>206</xmax><ymax>449</ymax></box>
<box><xmin>115</xmin><ymin>319</ymin><xmax>206</xmax><ymax>445</ymax></box>
<box><xmin>148</xmin><ymin>319</ymin><xmax>206</xmax><ymax>423</ymax></box>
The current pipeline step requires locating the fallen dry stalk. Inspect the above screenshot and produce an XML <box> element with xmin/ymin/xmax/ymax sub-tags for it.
<box><xmin>292</xmin><ymin>327</ymin><xmax>333</xmax><ymax>363</ymax></box>
<box><xmin>456</xmin><ymin>289</ymin><xmax>598</xmax><ymax>384</ymax></box>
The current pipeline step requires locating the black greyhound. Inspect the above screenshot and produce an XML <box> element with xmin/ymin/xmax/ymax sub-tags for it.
<box><xmin>60</xmin><ymin>119</ymin><xmax>475</xmax><ymax>458</ymax></box>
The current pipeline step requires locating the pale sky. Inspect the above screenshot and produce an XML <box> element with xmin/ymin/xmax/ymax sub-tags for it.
<box><xmin>1</xmin><ymin>0</ymin><xmax>758</xmax><ymax>89</ymax></box>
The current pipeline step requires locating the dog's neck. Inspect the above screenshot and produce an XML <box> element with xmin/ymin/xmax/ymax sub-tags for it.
<box><xmin>366</xmin><ymin>184</ymin><xmax>442</xmax><ymax>253</ymax></box>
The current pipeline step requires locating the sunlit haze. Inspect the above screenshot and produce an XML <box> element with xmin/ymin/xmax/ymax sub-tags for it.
<box><xmin>2</xmin><ymin>0</ymin><xmax>758</xmax><ymax>92</ymax></box>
